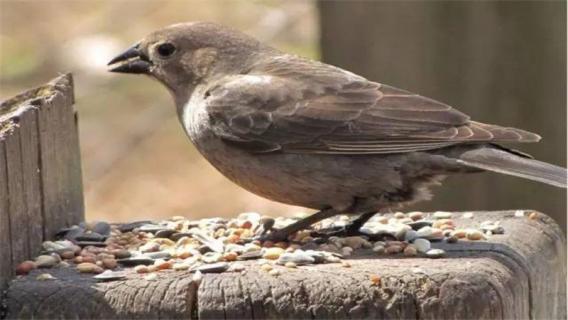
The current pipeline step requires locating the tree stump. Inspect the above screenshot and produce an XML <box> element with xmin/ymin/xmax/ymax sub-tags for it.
<box><xmin>4</xmin><ymin>211</ymin><xmax>565</xmax><ymax>319</ymax></box>
<box><xmin>0</xmin><ymin>74</ymin><xmax>85</xmax><ymax>292</ymax></box>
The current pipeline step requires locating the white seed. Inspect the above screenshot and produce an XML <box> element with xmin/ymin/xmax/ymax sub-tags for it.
<box><xmin>36</xmin><ymin>273</ymin><xmax>56</xmax><ymax>281</ymax></box>
<box><xmin>432</xmin><ymin>211</ymin><xmax>453</xmax><ymax>219</ymax></box>
<box><xmin>426</xmin><ymin>248</ymin><xmax>446</xmax><ymax>258</ymax></box>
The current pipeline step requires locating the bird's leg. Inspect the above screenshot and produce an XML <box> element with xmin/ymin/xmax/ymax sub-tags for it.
<box><xmin>258</xmin><ymin>207</ymin><xmax>340</xmax><ymax>242</ymax></box>
<box><xmin>317</xmin><ymin>211</ymin><xmax>378</xmax><ymax>238</ymax></box>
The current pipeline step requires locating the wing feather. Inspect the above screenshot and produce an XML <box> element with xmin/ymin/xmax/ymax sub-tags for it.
<box><xmin>204</xmin><ymin>55</ymin><xmax>540</xmax><ymax>154</ymax></box>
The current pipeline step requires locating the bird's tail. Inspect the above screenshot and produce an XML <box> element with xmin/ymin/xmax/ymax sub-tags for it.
<box><xmin>456</xmin><ymin>146</ymin><xmax>567</xmax><ymax>188</ymax></box>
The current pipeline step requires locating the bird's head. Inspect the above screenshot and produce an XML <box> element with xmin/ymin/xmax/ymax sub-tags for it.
<box><xmin>108</xmin><ymin>22</ymin><xmax>269</xmax><ymax>103</ymax></box>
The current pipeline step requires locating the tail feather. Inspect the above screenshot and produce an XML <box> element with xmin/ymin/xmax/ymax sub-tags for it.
<box><xmin>457</xmin><ymin>147</ymin><xmax>567</xmax><ymax>188</ymax></box>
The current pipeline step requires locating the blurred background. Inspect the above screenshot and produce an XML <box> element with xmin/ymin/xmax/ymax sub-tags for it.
<box><xmin>1</xmin><ymin>1</ymin><xmax>566</xmax><ymax>230</ymax></box>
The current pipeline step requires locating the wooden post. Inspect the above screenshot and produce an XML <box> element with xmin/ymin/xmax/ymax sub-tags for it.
<box><xmin>0</xmin><ymin>74</ymin><xmax>85</xmax><ymax>292</ymax></box>
<box><xmin>4</xmin><ymin>211</ymin><xmax>566</xmax><ymax>319</ymax></box>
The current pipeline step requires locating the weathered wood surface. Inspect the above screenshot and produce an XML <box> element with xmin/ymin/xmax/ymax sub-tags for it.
<box><xmin>0</xmin><ymin>74</ymin><xmax>85</xmax><ymax>292</ymax></box>
<box><xmin>5</xmin><ymin>211</ymin><xmax>566</xmax><ymax>319</ymax></box>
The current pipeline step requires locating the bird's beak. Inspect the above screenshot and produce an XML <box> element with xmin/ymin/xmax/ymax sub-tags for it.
<box><xmin>107</xmin><ymin>44</ymin><xmax>152</xmax><ymax>74</ymax></box>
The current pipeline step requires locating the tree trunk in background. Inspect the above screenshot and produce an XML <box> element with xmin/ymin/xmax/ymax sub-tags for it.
<box><xmin>318</xmin><ymin>1</ymin><xmax>566</xmax><ymax>230</ymax></box>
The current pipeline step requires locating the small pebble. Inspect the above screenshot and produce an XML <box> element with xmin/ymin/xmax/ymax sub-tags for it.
<box><xmin>239</xmin><ymin>250</ymin><xmax>263</xmax><ymax>260</ymax></box>
<box><xmin>370</xmin><ymin>274</ymin><xmax>381</xmax><ymax>286</ymax></box>
<box><xmin>394</xmin><ymin>212</ymin><xmax>406</xmax><ymax>219</ymax></box>
<box><xmin>223</xmin><ymin>252</ymin><xmax>238</xmax><ymax>262</ymax></box>
<box><xmin>407</xmin><ymin>221</ymin><xmax>433</xmax><ymax>231</ymax></box>
<box><xmin>403</xmin><ymin>245</ymin><xmax>417</xmax><ymax>256</ymax></box>
<box><xmin>432</xmin><ymin>211</ymin><xmax>453</xmax><ymax>219</ymax></box>
<box><xmin>154</xmin><ymin>260</ymin><xmax>173</xmax><ymax>270</ymax></box>
<box><xmin>173</xmin><ymin>263</ymin><xmax>190</xmax><ymax>271</ymax></box>
<box><xmin>229</xmin><ymin>263</ymin><xmax>246</xmax><ymax>272</ymax></box>
<box><xmin>466</xmin><ymin>230</ymin><xmax>486</xmax><ymax>241</ymax></box>
<box><xmin>372</xmin><ymin>244</ymin><xmax>385</xmax><ymax>255</ymax></box>
<box><xmin>416</xmin><ymin>227</ymin><xmax>444</xmax><ymax>240</ymax></box>
<box><xmin>284</xmin><ymin>262</ymin><xmax>297</xmax><ymax>268</ymax></box>
<box><xmin>262</xmin><ymin>247</ymin><xmax>285</xmax><ymax>260</ymax></box>
<box><xmin>344</xmin><ymin>236</ymin><xmax>371</xmax><ymax>250</ymax></box>
<box><xmin>451</xmin><ymin>229</ymin><xmax>467</xmax><ymax>239</ymax></box>
<box><xmin>144</xmin><ymin>251</ymin><xmax>171</xmax><ymax>260</ymax></box>
<box><xmin>134</xmin><ymin>265</ymin><xmax>150</xmax><ymax>273</ymax></box>
<box><xmin>268</xmin><ymin>269</ymin><xmax>280</xmax><ymax>276</ymax></box>
<box><xmin>202</xmin><ymin>252</ymin><xmax>222</xmax><ymax>263</ymax></box>
<box><xmin>77</xmin><ymin>262</ymin><xmax>103</xmax><ymax>274</ymax></box>
<box><xmin>385</xmin><ymin>245</ymin><xmax>403</xmax><ymax>254</ymax></box>
<box><xmin>92</xmin><ymin>221</ymin><xmax>112</xmax><ymax>236</ymax></box>
<box><xmin>140</xmin><ymin>242</ymin><xmax>160</xmax><ymax>253</ymax></box>
<box><xmin>36</xmin><ymin>273</ymin><xmax>56</xmax><ymax>281</ymax></box>
<box><xmin>528</xmin><ymin>212</ymin><xmax>539</xmax><ymax>220</ymax></box>
<box><xmin>102</xmin><ymin>258</ymin><xmax>117</xmax><ymax>269</ymax></box>
<box><xmin>35</xmin><ymin>255</ymin><xmax>59</xmax><ymax>268</ymax></box>
<box><xmin>514</xmin><ymin>210</ymin><xmax>525</xmax><ymax>217</ymax></box>
<box><xmin>426</xmin><ymin>248</ymin><xmax>446</xmax><ymax>258</ymax></box>
<box><xmin>341</xmin><ymin>261</ymin><xmax>351</xmax><ymax>268</ymax></box>
<box><xmin>408</xmin><ymin>211</ymin><xmax>424</xmax><ymax>221</ymax></box>
<box><xmin>480</xmin><ymin>224</ymin><xmax>504</xmax><ymax>235</ymax></box>
<box><xmin>117</xmin><ymin>257</ymin><xmax>154</xmax><ymax>267</ymax></box>
<box><xmin>404</xmin><ymin>230</ymin><xmax>418</xmax><ymax>242</ymax></box>
<box><xmin>446</xmin><ymin>236</ymin><xmax>459</xmax><ymax>243</ymax></box>
<box><xmin>59</xmin><ymin>250</ymin><xmax>76</xmax><ymax>260</ymax></box>
<box><xmin>413</xmin><ymin>239</ymin><xmax>431</xmax><ymax>253</ymax></box>
<box><xmin>16</xmin><ymin>261</ymin><xmax>36</xmax><ymax>275</ymax></box>
<box><xmin>276</xmin><ymin>251</ymin><xmax>315</xmax><ymax>266</ymax></box>
<box><xmin>462</xmin><ymin>212</ymin><xmax>474</xmax><ymax>219</ymax></box>
<box><xmin>341</xmin><ymin>247</ymin><xmax>353</xmax><ymax>256</ymax></box>
<box><xmin>94</xmin><ymin>270</ymin><xmax>126</xmax><ymax>282</ymax></box>
<box><xmin>196</xmin><ymin>262</ymin><xmax>229</xmax><ymax>273</ymax></box>
<box><xmin>432</xmin><ymin>219</ymin><xmax>455</xmax><ymax>229</ymax></box>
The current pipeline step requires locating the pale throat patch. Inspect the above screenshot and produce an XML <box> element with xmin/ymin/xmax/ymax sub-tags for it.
<box><xmin>181</xmin><ymin>91</ymin><xmax>208</xmax><ymax>140</ymax></box>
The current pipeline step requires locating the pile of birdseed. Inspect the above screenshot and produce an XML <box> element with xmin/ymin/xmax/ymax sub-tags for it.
<box><xmin>15</xmin><ymin>210</ymin><xmax>537</xmax><ymax>283</ymax></box>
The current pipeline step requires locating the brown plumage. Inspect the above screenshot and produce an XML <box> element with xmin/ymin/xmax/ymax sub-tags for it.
<box><xmin>108</xmin><ymin>22</ymin><xmax>566</xmax><ymax>241</ymax></box>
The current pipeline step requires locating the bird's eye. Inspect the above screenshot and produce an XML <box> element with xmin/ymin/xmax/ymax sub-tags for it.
<box><xmin>156</xmin><ymin>43</ymin><xmax>176</xmax><ymax>58</ymax></box>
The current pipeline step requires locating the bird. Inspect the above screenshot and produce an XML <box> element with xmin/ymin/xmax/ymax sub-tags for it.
<box><xmin>108</xmin><ymin>22</ymin><xmax>567</xmax><ymax>242</ymax></box>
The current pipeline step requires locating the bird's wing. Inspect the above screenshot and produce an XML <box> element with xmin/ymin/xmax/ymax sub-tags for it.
<box><xmin>205</xmin><ymin>55</ymin><xmax>540</xmax><ymax>154</ymax></box>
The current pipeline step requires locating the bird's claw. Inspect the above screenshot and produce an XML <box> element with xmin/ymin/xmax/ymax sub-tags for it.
<box><xmin>313</xmin><ymin>226</ymin><xmax>368</xmax><ymax>239</ymax></box>
<box><xmin>254</xmin><ymin>229</ymin><xmax>294</xmax><ymax>243</ymax></box>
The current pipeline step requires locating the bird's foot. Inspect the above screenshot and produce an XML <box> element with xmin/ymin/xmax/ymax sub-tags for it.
<box><xmin>255</xmin><ymin>229</ymin><xmax>292</xmax><ymax>243</ymax></box>
<box><xmin>311</xmin><ymin>225</ymin><xmax>368</xmax><ymax>239</ymax></box>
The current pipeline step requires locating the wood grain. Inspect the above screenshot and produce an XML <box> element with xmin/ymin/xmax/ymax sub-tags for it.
<box><xmin>4</xmin><ymin>211</ymin><xmax>566</xmax><ymax>319</ymax></box>
<box><xmin>0</xmin><ymin>74</ymin><xmax>85</xmax><ymax>293</ymax></box>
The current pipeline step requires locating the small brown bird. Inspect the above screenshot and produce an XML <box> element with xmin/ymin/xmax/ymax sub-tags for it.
<box><xmin>108</xmin><ymin>22</ymin><xmax>566</xmax><ymax>241</ymax></box>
